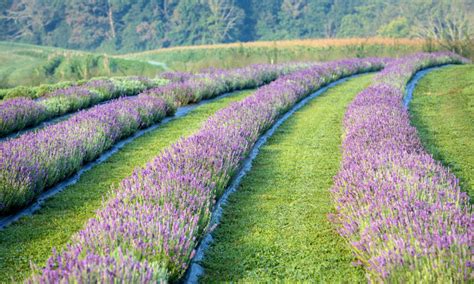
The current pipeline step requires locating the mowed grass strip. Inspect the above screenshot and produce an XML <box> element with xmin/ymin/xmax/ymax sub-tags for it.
<box><xmin>200</xmin><ymin>75</ymin><xmax>374</xmax><ymax>282</ymax></box>
<box><xmin>0</xmin><ymin>90</ymin><xmax>254</xmax><ymax>282</ymax></box>
<box><xmin>410</xmin><ymin>64</ymin><xmax>474</xmax><ymax>199</ymax></box>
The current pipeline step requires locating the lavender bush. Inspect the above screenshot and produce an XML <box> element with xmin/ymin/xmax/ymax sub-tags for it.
<box><xmin>331</xmin><ymin>52</ymin><xmax>472</xmax><ymax>282</ymax></box>
<box><xmin>159</xmin><ymin>71</ymin><xmax>193</xmax><ymax>82</ymax></box>
<box><xmin>28</xmin><ymin>58</ymin><xmax>386</xmax><ymax>283</ymax></box>
<box><xmin>0</xmin><ymin>81</ymin><xmax>77</xmax><ymax>100</ymax></box>
<box><xmin>38</xmin><ymin>87</ymin><xmax>102</xmax><ymax>116</ymax></box>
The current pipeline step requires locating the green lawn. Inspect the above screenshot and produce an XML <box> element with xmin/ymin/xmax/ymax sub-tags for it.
<box><xmin>0</xmin><ymin>90</ymin><xmax>253</xmax><ymax>282</ymax></box>
<box><xmin>200</xmin><ymin>75</ymin><xmax>374</xmax><ymax>282</ymax></box>
<box><xmin>410</xmin><ymin>64</ymin><xmax>474</xmax><ymax>199</ymax></box>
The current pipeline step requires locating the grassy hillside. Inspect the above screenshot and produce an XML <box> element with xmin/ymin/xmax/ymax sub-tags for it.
<box><xmin>0</xmin><ymin>38</ymin><xmax>425</xmax><ymax>88</ymax></box>
<box><xmin>0</xmin><ymin>42</ymin><xmax>163</xmax><ymax>88</ymax></box>
<box><xmin>120</xmin><ymin>38</ymin><xmax>426</xmax><ymax>71</ymax></box>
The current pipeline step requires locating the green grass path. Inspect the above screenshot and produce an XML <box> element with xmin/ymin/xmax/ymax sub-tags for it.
<box><xmin>200</xmin><ymin>75</ymin><xmax>373</xmax><ymax>282</ymax></box>
<box><xmin>0</xmin><ymin>90</ymin><xmax>253</xmax><ymax>282</ymax></box>
<box><xmin>410</xmin><ymin>65</ymin><xmax>474</xmax><ymax>199</ymax></box>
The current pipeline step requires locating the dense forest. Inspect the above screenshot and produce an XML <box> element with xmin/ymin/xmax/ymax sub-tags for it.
<box><xmin>0</xmin><ymin>0</ymin><xmax>473</xmax><ymax>52</ymax></box>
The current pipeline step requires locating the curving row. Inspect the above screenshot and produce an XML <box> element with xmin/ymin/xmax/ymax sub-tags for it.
<box><xmin>0</xmin><ymin>63</ymin><xmax>308</xmax><ymax>215</ymax></box>
<box><xmin>27</xmin><ymin>58</ymin><xmax>386</xmax><ymax>283</ymax></box>
<box><xmin>0</xmin><ymin>77</ymin><xmax>168</xmax><ymax>137</ymax></box>
<box><xmin>331</xmin><ymin>52</ymin><xmax>472</xmax><ymax>282</ymax></box>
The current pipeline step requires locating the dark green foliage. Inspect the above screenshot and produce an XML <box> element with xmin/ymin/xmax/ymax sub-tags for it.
<box><xmin>42</xmin><ymin>55</ymin><xmax>63</xmax><ymax>76</ymax></box>
<box><xmin>1</xmin><ymin>0</ymin><xmax>472</xmax><ymax>53</ymax></box>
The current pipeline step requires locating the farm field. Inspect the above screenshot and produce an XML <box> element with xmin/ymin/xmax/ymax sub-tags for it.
<box><xmin>410</xmin><ymin>65</ymin><xmax>474</xmax><ymax>199</ymax></box>
<box><xmin>21</xmin><ymin>58</ymin><xmax>386</xmax><ymax>282</ymax></box>
<box><xmin>0</xmin><ymin>51</ymin><xmax>471</xmax><ymax>283</ymax></box>
<box><xmin>1</xmin><ymin>0</ymin><xmax>473</xmax><ymax>281</ymax></box>
<box><xmin>0</xmin><ymin>89</ymin><xmax>254</xmax><ymax>282</ymax></box>
<box><xmin>197</xmin><ymin>58</ymin><xmax>474</xmax><ymax>283</ymax></box>
<box><xmin>200</xmin><ymin>74</ymin><xmax>373</xmax><ymax>282</ymax></box>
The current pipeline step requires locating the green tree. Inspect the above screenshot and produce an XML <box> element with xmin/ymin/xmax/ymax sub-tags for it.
<box><xmin>0</xmin><ymin>0</ymin><xmax>473</xmax><ymax>52</ymax></box>
<box><xmin>378</xmin><ymin>17</ymin><xmax>410</xmax><ymax>38</ymax></box>
<box><xmin>250</xmin><ymin>0</ymin><xmax>283</xmax><ymax>40</ymax></box>
<box><xmin>168</xmin><ymin>0</ymin><xmax>211</xmax><ymax>45</ymax></box>
<box><xmin>206</xmin><ymin>0</ymin><xmax>244</xmax><ymax>43</ymax></box>
<box><xmin>65</xmin><ymin>0</ymin><xmax>111</xmax><ymax>50</ymax></box>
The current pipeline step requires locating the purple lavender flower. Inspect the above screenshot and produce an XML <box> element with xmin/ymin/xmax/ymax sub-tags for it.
<box><xmin>0</xmin><ymin>63</ymin><xmax>314</xmax><ymax>213</ymax></box>
<box><xmin>0</xmin><ymin>64</ymin><xmax>302</xmax><ymax>138</ymax></box>
<box><xmin>28</xmin><ymin>58</ymin><xmax>386</xmax><ymax>282</ymax></box>
<box><xmin>159</xmin><ymin>71</ymin><xmax>194</xmax><ymax>83</ymax></box>
<box><xmin>143</xmin><ymin>63</ymin><xmax>311</xmax><ymax>107</ymax></box>
<box><xmin>0</xmin><ymin>78</ymin><xmax>166</xmax><ymax>138</ymax></box>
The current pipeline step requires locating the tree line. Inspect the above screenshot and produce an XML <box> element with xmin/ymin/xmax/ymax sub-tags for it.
<box><xmin>0</xmin><ymin>0</ymin><xmax>472</xmax><ymax>52</ymax></box>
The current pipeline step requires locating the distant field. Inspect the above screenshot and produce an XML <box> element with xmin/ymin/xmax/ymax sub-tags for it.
<box><xmin>0</xmin><ymin>42</ymin><xmax>163</xmax><ymax>88</ymax></box>
<box><xmin>120</xmin><ymin>38</ymin><xmax>426</xmax><ymax>71</ymax></box>
<box><xmin>0</xmin><ymin>38</ymin><xmax>432</xmax><ymax>88</ymax></box>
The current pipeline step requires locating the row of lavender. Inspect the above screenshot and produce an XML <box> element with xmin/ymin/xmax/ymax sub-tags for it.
<box><xmin>0</xmin><ymin>77</ymin><xmax>169</xmax><ymax>137</ymax></box>
<box><xmin>28</xmin><ymin>58</ymin><xmax>386</xmax><ymax>283</ymax></box>
<box><xmin>331</xmin><ymin>52</ymin><xmax>472</xmax><ymax>282</ymax></box>
<box><xmin>0</xmin><ymin>80</ymin><xmax>79</xmax><ymax>100</ymax></box>
<box><xmin>0</xmin><ymin>63</ymin><xmax>308</xmax><ymax>138</ymax></box>
<box><xmin>141</xmin><ymin>63</ymin><xmax>309</xmax><ymax>106</ymax></box>
<box><xmin>0</xmin><ymin>63</ymin><xmax>306</xmax><ymax>215</ymax></box>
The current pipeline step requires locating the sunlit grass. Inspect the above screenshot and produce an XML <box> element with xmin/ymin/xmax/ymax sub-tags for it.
<box><xmin>200</xmin><ymin>75</ymin><xmax>373</xmax><ymax>282</ymax></box>
<box><xmin>410</xmin><ymin>64</ymin><xmax>474</xmax><ymax>199</ymax></box>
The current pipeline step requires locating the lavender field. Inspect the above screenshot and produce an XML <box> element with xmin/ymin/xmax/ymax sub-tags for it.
<box><xmin>0</xmin><ymin>50</ymin><xmax>472</xmax><ymax>283</ymax></box>
<box><xmin>0</xmin><ymin>52</ymin><xmax>474</xmax><ymax>283</ymax></box>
